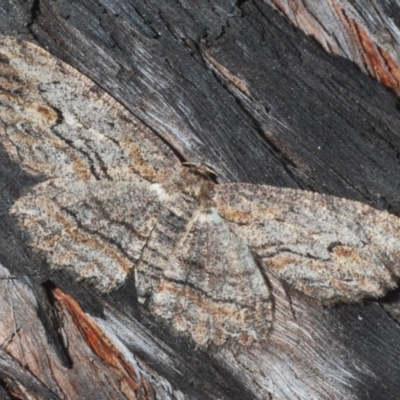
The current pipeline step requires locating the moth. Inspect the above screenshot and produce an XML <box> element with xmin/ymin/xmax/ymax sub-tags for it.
<box><xmin>1</xmin><ymin>36</ymin><xmax>400</xmax><ymax>347</ymax></box>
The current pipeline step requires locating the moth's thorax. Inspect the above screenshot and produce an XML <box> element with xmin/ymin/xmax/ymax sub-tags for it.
<box><xmin>161</xmin><ymin>164</ymin><xmax>216</xmax><ymax>205</ymax></box>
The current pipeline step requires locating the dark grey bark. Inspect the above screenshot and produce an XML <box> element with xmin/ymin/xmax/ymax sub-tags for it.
<box><xmin>1</xmin><ymin>1</ymin><xmax>400</xmax><ymax>399</ymax></box>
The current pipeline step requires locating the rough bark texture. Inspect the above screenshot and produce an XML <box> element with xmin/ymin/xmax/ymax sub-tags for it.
<box><xmin>266</xmin><ymin>0</ymin><xmax>400</xmax><ymax>96</ymax></box>
<box><xmin>1</xmin><ymin>0</ymin><xmax>400</xmax><ymax>399</ymax></box>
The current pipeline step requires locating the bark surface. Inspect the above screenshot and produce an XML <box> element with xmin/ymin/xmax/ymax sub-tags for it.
<box><xmin>0</xmin><ymin>1</ymin><xmax>400</xmax><ymax>399</ymax></box>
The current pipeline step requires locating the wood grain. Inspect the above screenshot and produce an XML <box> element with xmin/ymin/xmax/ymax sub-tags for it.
<box><xmin>0</xmin><ymin>1</ymin><xmax>400</xmax><ymax>399</ymax></box>
<box><xmin>266</xmin><ymin>0</ymin><xmax>400</xmax><ymax>96</ymax></box>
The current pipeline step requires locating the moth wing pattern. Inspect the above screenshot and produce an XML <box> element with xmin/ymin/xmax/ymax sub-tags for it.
<box><xmin>3</xmin><ymin>35</ymin><xmax>400</xmax><ymax>349</ymax></box>
<box><xmin>12</xmin><ymin>177</ymin><xmax>167</xmax><ymax>292</ymax></box>
<box><xmin>213</xmin><ymin>183</ymin><xmax>400</xmax><ymax>304</ymax></box>
<box><xmin>136</xmin><ymin>199</ymin><xmax>273</xmax><ymax>347</ymax></box>
<box><xmin>0</xmin><ymin>36</ymin><xmax>180</xmax><ymax>182</ymax></box>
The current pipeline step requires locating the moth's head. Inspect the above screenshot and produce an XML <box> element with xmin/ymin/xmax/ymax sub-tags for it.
<box><xmin>182</xmin><ymin>162</ymin><xmax>218</xmax><ymax>181</ymax></box>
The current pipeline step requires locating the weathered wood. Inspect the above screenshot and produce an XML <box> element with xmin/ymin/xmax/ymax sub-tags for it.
<box><xmin>266</xmin><ymin>0</ymin><xmax>400</xmax><ymax>95</ymax></box>
<box><xmin>0</xmin><ymin>1</ymin><xmax>400</xmax><ymax>399</ymax></box>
